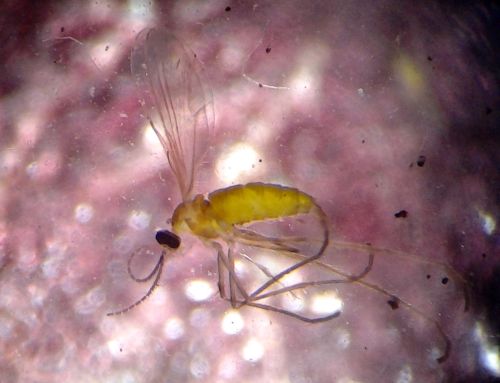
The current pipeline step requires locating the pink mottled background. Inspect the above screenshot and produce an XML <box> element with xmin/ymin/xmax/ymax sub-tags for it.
<box><xmin>0</xmin><ymin>1</ymin><xmax>498</xmax><ymax>382</ymax></box>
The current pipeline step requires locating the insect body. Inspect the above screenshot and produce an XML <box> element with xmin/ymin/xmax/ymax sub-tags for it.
<box><xmin>172</xmin><ymin>182</ymin><xmax>325</xmax><ymax>239</ymax></box>
<box><xmin>108</xmin><ymin>28</ymin><xmax>467</xmax><ymax>363</ymax></box>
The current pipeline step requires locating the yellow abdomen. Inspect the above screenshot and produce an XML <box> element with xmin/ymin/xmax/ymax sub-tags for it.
<box><xmin>208</xmin><ymin>183</ymin><xmax>315</xmax><ymax>225</ymax></box>
<box><xmin>171</xmin><ymin>183</ymin><xmax>317</xmax><ymax>239</ymax></box>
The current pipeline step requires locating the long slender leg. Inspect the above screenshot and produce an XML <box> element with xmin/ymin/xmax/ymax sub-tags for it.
<box><xmin>228</xmin><ymin>204</ymin><xmax>330</xmax><ymax>299</ymax></box>
<box><xmin>217</xmin><ymin>247</ymin><xmax>227</xmax><ymax>300</ymax></box>
<box><xmin>228</xmin><ymin>246</ymin><xmax>237</xmax><ymax>305</ymax></box>
<box><xmin>332</xmin><ymin>240</ymin><xmax>470</xmax><ymax>311</ymax></box>
<box><xmin>238</xmin><ymin>255</ymin><xmax>372</xmax><ymax>325</ymax></box>
<box><xmin>246</xmin><ymin>238</ymin><xmax>328</xmax><ymax>299</ymax></box>
<box><xmin>274</xmin><ymin>248</ymin><xmax>452</xmax><ymax>363</ymax></box>
<box><xmin>244</xmin><ymin>301</ymin><xmax>341</xmax><ymax>323</ymax></box>
<box><xmin>248</xmin><ymin>253</ymin><xmax>374</xmax><ymax>302</ymax></box>
<box><xmin>211</xmin><ymin>242</ymin><xmax>250</xmax><ymax>308</ymax></box>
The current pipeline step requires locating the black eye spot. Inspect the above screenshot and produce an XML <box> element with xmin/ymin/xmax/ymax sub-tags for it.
<box><xmin>156</xmin><ymin>230</ymin><xmax>180</xmax><ymax>249</ymax></box>
<box><xmin>441</xmin><ymin>277</ymin><xmax>449</xmax><ymax>285</ymax></box>
<box><xmin>265</xmin><ymin>47</ymin><xmax>271</xmax><ymax>53</ymax></box>
<box><xmin>225</xmin><ymin>6</ymin><xmax>231</xmax><ymax>11</ymax></box>
<box><xmin>394</xmin><ymin>210</ymin><xmax>408</xmax><ymax>218</ymax></box>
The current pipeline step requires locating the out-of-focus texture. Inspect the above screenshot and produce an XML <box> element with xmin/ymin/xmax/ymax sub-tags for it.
<box><xmin>0</xmin><ymin>1</ymin><xmax>498</xmax><ymax>382</ymax></box>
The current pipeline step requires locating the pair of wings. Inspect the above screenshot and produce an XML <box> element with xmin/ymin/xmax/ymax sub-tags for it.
<box><xmin>131</xmin><ymin>28</ymin><xmax>214</xmax><ymax>201</ymax></box>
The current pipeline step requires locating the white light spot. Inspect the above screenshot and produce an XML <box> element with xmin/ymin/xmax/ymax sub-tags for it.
<box><xmin>142</xmin><ymin>122</ymin><xmax>164</xmax><ymax>153</ymax></box>
<box><xmin>127</xmin><ymin>210</ymin><xmax>151</xmax><ymax>230</ymax></box>
<box><xmin>149</xmin><ymin>286</ymin><xmax>167</xmax><ymax>306</ymax></box>
<box><xmin>107</xmin><ymin>339</ymin><xmax>123</xmax><ymax>358</ymax></box>
<box><xmin>233</xmin><ymin>259</ymin><xmax>247</xmax><ymax>278</ymax></box>
<box><xmin>395</xmin><ymin>365</ymin><xmax>413</xmax><ymax>383</ymax></box>
<box><xmin>357</xmin><ymin>88</ymin><xmax>365</xmax><ymax>97</ymax></box>
<box><xmin>74</xmin><ymin>203</ymin><xmax>94</xmax><ymax>223</ymax></box>
<box><xmin>26</xmin><ymin>161</ymin><xmax>38</xmax><ymax>177</ymax></box>
<box><xmin>290</xmin><ymin>67</ymin><xmax>315</xmax><ymax>98</ymax></box>
<box><xmin>128</xmin><ymin>0</ymin><xmax>154</xmax><ymax>21</ymax></box>
<box><xmin>164</xmin><ymin>317</ymin><xmax>185</xmax><ymax>340</ymax></box>
<box><xmin>483</xmin><ymin>349</ymin><xmax>500</xmax><ymax>377</ymax></box>
<box><xmin>184</xmin><ymin>279</ymin><xmax>214</xmax><ymax>302</ymax></box>
<box><xmin>310</xmin><ymin>292</ymin><xmax>343</xmax><ymax>316</ymax></box>
<box><xmin>241</xmin><ymin>338</ymin><xmax>264</xmax><ymax>362</ymax></box>
<box><xmin>478</xmin><ymin>209</ymin><xmax>496</xmax><ymax>235</ymax></box>
<box><xmin>215</xmin><ymin>142</ymin><xmax>260</xmax><ymax>184</ymax></box>
<box><xmin>221</xmin><ymin>310</ymin><xmax>244</xmax><ymax>335</ymax></box>
<box><xmin>190</xmin><ymin>353</ymin><xmax>210</xmax><ymax>378</ymax></box>
<box><xmin>476</xmin><ymin>322</ymin><xmax>500</xmax><ymax>377</ymax></box>
<box><xmin>105</xmin><ymin>325</ymin><xmax>147</xmax><ymax>359</ymax></box>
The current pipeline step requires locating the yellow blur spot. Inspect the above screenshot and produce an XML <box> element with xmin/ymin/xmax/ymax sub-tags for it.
<box><xmin>394</xmin><ymin>54</ymin><xmax>426</xmax><ymax>96</ymax></box>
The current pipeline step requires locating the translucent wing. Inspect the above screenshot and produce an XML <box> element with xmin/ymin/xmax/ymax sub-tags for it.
<box><xmin>131</xmin><ymin>28</ymin><xmax>214</xmax><ymax>201</ymax></box>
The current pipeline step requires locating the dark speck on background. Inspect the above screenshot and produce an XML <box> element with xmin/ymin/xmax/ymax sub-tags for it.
<box><xmin>225</xmin><ymin>6</ymin><xmax>231</xmax><ymax>12</ymax></box>
<box><xmin>394</xmin><ymin>210</ymin><xmax>408</xmax><ymax>218</ymax></box>
<box><xmin>417</xmin><ymin>155</ymin><xmax>426</xmax><ymax>167</ymax></box>
<box><xmin>485</xmin><ymin>106</ymin><xmax>492</xmax><ymax>115</ymax></box>
<box><xmin>387</xmin><ymin>297</ymin><xmax>400</xmax><ymax>310</ymax></box>
<box><xmin>266</xmin><ymin>47</ymin><xmax>271</xmax><ymax>53</ymax></box>
<box><xmin>441</xmin><ymin>277</ymin><xmax>449</xmax><ymax>285</ymax></box>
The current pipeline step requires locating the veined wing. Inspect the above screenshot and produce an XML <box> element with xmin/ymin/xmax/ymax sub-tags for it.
<box><xmin>131</xmin><ymin>28</ymin><xmax>214</xmax><ymax>201</ymax></box>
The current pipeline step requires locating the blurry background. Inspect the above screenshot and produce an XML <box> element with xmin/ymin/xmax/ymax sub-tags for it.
<box><xmin>0</xmin><ymin>1</ymin><xmax>498</xmax><ymax>382</ymax></box>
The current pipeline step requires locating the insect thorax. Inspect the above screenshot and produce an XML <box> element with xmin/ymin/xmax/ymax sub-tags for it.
<box><xmin>171</xmin><ymin>195</ymin><xmax>222</xmax><ymax>239</ymax></box>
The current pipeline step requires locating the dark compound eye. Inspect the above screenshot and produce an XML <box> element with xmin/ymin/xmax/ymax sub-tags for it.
<box><xmin>156</xmin><ymin>230</ymin><xmax>181</xmax><ymax>249</ymax></box>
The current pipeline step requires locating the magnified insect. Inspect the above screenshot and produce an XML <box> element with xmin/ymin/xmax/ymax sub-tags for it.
<box><xmin>107</xmin><ymin>28</ymin><xmax>468</xmax><ymax>363</ymax></box>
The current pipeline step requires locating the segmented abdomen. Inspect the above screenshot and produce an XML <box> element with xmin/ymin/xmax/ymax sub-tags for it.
<box><xmin>208</xmin><ymin>183</ymin><xmax>315</xmax><ymax>225</ymax></box>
